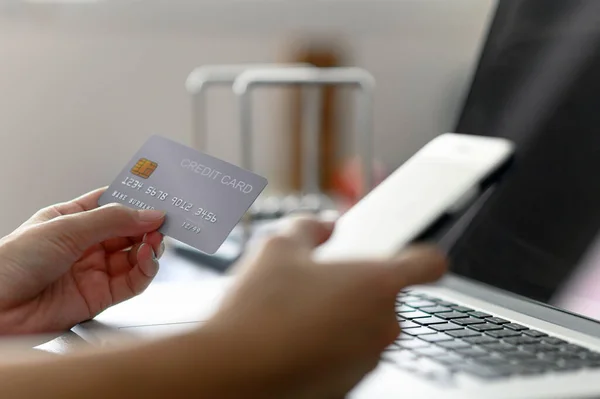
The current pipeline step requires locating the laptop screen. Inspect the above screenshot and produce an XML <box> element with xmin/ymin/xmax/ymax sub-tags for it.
<box><xmin>449</xmin><ymin>0</ymin><xmax>600</xmax><ymax>320</ymax></box>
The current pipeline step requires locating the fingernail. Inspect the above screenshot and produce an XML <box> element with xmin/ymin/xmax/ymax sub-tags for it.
<box><xmin>139</xmin><ymin>243</ymin><xmax>157</xmax><ymax>261</ymax></box>
<box><xmin>138</xmin><ymin>209</ymin><xmax>166</xmax><ymax>222</ymax></box>
<box><xmin>320</xmin><ymin>209</ymin><xmax>339</xmax><ymax>220</ymax></box>
<box><xmin>157</xmin><ymin>240</ymin><xmax>165</xmax><ymax>258</ymax></box>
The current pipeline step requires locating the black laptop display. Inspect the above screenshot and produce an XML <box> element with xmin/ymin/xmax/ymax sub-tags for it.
<box><xmin>449</xmin><ymin>0</ymin><xmax>600</xmax><ymax>317</ymax></box>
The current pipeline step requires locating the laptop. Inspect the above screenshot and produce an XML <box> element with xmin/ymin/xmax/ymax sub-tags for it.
<box><xmin>75</xmin><ymin>1</ymin><xmax>600</xmax><ymax>397</ymax></box>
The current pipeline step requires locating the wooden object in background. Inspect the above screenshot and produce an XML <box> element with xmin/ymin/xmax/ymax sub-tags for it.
<box><xmin>289</xmin><ymin>43</ymin><xmax>344</xmax><ymax>193</ymax></box>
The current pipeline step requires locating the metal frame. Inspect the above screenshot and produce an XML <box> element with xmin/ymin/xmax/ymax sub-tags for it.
<box><xmin>232</xmin><ymin>66</ymin><xmax>376</xmax><ymax>197</ymax></box>
<box><xmin>185</xmin><ymin>63</ymin><xmax>311</xmax><ymax>152</ymax></box>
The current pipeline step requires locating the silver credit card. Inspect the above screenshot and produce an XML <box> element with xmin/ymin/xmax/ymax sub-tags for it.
<box><xmin>98</xmin><ymin>135</ymin><xmax>268</xmax><ymax>254</ymax></box>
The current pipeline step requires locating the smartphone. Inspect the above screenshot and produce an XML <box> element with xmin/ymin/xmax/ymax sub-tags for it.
<box><xmin>313</xmin><ymin>133</ymin><xmax>514</xmax><ymax>261</ymax></box>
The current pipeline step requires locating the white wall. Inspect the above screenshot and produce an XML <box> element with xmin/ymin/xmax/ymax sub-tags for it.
<box><xmin>0</xmin><ymin>0</ymin><xmax>496</xmax><ymax>236</ymax></box>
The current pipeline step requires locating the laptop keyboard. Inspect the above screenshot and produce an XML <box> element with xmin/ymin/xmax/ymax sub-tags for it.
<box><xmin>382</xmin><ymin>290</ymin><xmax>600</xmax><ymax>384</ymax></box>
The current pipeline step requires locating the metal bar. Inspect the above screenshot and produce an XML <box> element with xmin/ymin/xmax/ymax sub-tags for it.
<box><xmin>184</xmin><ymin>63</ymin><xmax>311</xmax><ymax>152</ymax></box>
<box><xmin>300</xmin><ymin>85</ymin><xmax>323</xmax><ymax>194</ymax></box>
<box><xmin>233</xmin><ymin>66</ymin><xmax>376</xmax><ymax>196</ymax></box>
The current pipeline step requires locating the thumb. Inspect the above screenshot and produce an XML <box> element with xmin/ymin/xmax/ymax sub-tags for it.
<box><xmin>281</xmin><ymin>216</ymin><xmax>336</xmax><ymax>250</ymax></box>
<box><xmin>390</xmin><ymin>245</ymin><xmax>448</xmax><ymax>289</ymax></box>
<box><xmin>35</xmin><ymin>204</ymin><xmax>165</xmax><ymax>259</ymax></box>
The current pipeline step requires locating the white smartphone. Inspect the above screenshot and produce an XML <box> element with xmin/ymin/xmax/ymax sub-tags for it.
<box><xmin>314</xmin><ymin>133</ymin><xmax>515</xmax><ymax>261</ymax></box>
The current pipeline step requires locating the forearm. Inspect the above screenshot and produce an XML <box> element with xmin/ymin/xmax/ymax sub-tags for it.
<box><xmin>0</xmin><ymin>326</ymin><xmax>282</xmax><ymax>399</ymax></box>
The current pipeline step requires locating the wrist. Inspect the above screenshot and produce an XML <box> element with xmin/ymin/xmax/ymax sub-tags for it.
<box><xmin>130</xmin><ymin>322</ymin><xmax>289</xmax><ymax>398</ymax></box>
<box><xmin>185</xmin><ymin>322</ymin><xmax>288</xmax><ymax>397</ymax></box>
<box><xmin>196</xmin><ymin>316</ymin><xmax>320</xmax><ymax>399</ymax></box>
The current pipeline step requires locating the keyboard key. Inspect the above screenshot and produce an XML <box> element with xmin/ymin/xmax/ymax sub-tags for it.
<box><xmin>583</xmin><ymin>360</ymin><xmax>600</xmax><ymax>369</ymax></box>
<box><xmin>455</xmin><ymin>347</ymin><xmax>489</xmax><ymax>358</ymax></box>
<box><xmin>512</xmin><ymin>366</ymin><xmax>547</xmax><ymax>376</ymax></box>
<box><xmin>580</xmin><ymin>359</ymin><xmax>600</xmax><ymax>368</ymax></box>
<box><xmin>469</xmin><ymin>311</ymin><xmax>492</xmax><ymax>318</ymax></box>
<box><xmin>408</xmin><ymin>300</ymin><xmax>437</xmax><ymax>308</ymax></box>
<box><xmin>447</xmin><ymin>329</ymin><xmax>481</xmax><ymax>338</ymax></box>
<box><xmin>399</xmin><ymin>339</ymin><xmax>430</xmax><ymax>349</ymax></box>
<box><xmin>523</xmin><ymin>330</ymin><xmax>548</xmax><ymax>338</ymax></box>
<box><xmin>432</xmin><ymin>352</ymin><xmax>464</xmax><ymax>365</ymax></box>
<box><xmin>480</xmin><ymin>342</ymin><xmax>517</xmax><ymax>352</ymax></box>
<box><xmin>431</xmin><ymin>323</ymin><xmax>464</xmax><ymax>332</ymax></box>
<box><xmin>472</xmin><ymin>356</ymin><xmax>511</xmax><ymax>367</ymax></box>
<box><xmin>412</xmin><ymin>345</ymin><xmax>448</xmax><ymax>357</ymax></box>
<box><xmin>535</xmin><ymin>352</ymin><xmax>560</xmax><ymax>361</ymax></box>
<box><xmin>538</xmin><ymin>352</ymin><xmax>582</xmax><ymax>362</ymax></box>
<box><xmin>578</xmin><ymin>349</ymin><xmax>597</xmax><ymax>358</ymax></box>
<box><xmin>455</xmin><ymin>364</ymin><xmax>507</xmax><ymax>379</ymax></box>
<box><xmin>504</xmin><ymin>323</ymin><xmax>528</xmax><ymax>331</ymax></box>
<box><xmin>414</xmin><ymin>316</ymin><xmax>448</xmax><ymax>326</ymax></box>
<box><xmin>503</xmin><ymin>336</ymin><xmax>540</xmax><ymax>346</ymax></box>
<box><xmin>436</xmin><ymin>340</ymin><xmax>472</xmax><ymax>350</ymax></box>
<box><xmin>485</xmin><ymin>329</ymin><xmax>521</xmax><ymax>339</ymax></box>
<box><xmin>403</xmin><ymin>327</ymin><xmax>437</xmax><ymax>336</ymax></box>
<box><xmin>542</xmin><ymin>337</ymin><xmax>567</xmax><ymax>346</ymax></box>
<box><xmin>554</xmin><ymin>359</ymin><xmax>587</xmax><ymax>371</ymax></box>
<box><xmin>453</xmin><ymin>317</ymin><xmax>486</xmax><ymax>326</ymax></box>
<box><xmin>402</xmin><ymin>311</ymin><xmax>432</xmax><ymax>320</ymax></box>
<box><xmin>561</xmin><ymin>344</ymin><xmax>590</xmax><ymax>353</ymax></box>
<box><xmin>519</xmin><ymin>359</ymin><xmax>554</xmax><ymax>369</ymax></box>
<box><xmin>463</xmin><ymin>335</ymin><xmax>499</xmax><ymax>345</ymax></box>
<box><xmin>488</xmin><ymin>364</ymin><xmax>531</xmax><ymax>376</ymax></box>
<box><xmin>580</xmin><ymin>351</ymin><xmax>600</xmax><ymax>360</ymax></box>
<box><xmin>418</xmin><ymin>333</ymin><xmax>454</xmax><ymax>343</ymax></box>
<box><xmin>435</xmin><ymin>300</ymin><xmax>458</xmax><ymax>307</ymax></box>
<box><xmin>564</xmin><ymin>352</ymin><xmax>591</xmax><ymax>361</ymax></box>
<box><xmin>419</xmin><ymin>305</ymin><xmax>453</xmax><ymax>314</ymax></box>
<box><xmin>437</xmin><ymin>312</ymin><xmax>469</xmax><ymax>320</ymax></box>
<box><xmin>399</xmin><ymin>320</ymin><xmax>420</xmax><ymax>329</ymax></box>
<box><xmin>502</xmin><ymin>351</ymin><xmax>538</xmax><ymax>361</ymax></box>
<box><xmin>452</xmin><ymin>305</ymin><xmax>474</xmax><ymax>313</ymax></box>
<box><xmin>486</xmin><ymin>317</ymin><xmax>509</xmax><ymax>325</ymax></box>
<box><xmin>396</xmin><ymin>305</ymin><xmax>416</xmax><ymax>314</ymax></box>
<box><xmin>520</xmin><ymin>344</ymin><xmax>560</xmax><ymax>353</ymax></box>
<box><xmin>468</xmin><ymin>323</ymin><xmax>504</xmax><ymax>332</ymax></box>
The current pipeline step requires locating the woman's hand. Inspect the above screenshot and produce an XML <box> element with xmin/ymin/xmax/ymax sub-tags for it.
<box><xmin>0</xmin><ymin>212</ymin><xmax>446</xmax><ymax>399</ymax></box>
<box><xmin>0</xmin><ymin>188</ymin><xmax>165</xmax><ymax>334</ymax></box>
<box><xmin>207</xmin><ymin>216</ymin><xmax>447</xmax><ymax>398</ymax></box>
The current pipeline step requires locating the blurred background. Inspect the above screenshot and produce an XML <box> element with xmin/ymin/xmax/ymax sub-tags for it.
<box><xmin>8</xmin><ymin>1</ymin><xmax>600</xmax><ymax>377</ymax></box>
<box><xmin>0</xmin><ymin>0</ymin><xmax>495</xmax><ymax>236</ymax></box>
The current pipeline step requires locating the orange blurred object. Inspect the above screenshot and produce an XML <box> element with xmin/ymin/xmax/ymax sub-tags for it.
<box><xmin>331</xmin><ymin>157</ymin><xmax>388</xmax><ymax>212</ymax></box>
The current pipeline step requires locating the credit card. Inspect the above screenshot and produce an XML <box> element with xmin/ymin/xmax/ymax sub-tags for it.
<box><xmin>98</xmin><ymin>135</ymin><xmax>268</xmax><ymax>254</ymax></box>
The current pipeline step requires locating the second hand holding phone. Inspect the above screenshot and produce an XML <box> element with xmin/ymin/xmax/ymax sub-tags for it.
<box><xmin>314</xmin><ymin>133</ymin><xmax>514</xmax><ymax>262</ymax></box>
